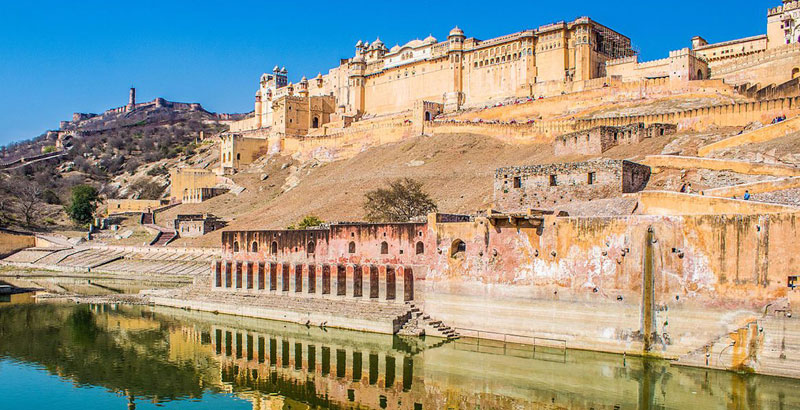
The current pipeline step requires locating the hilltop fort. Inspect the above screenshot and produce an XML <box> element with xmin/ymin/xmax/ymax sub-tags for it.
<box><xmin>5</xmin><ymin>0</ymin><xmax>800</xmax><ymax>382</ymax></box>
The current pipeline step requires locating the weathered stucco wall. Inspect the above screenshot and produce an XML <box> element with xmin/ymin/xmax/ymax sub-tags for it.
<box><xmin>106</xmin><ymin>199</ymin><xmax>167</xmax><ymax>216</ymax></box>
<box><xmin>422</xmin><ymin>211</ymin><xmax>800</xmax><ymax>359</ymax></box>
<box><xmin>0</xmin><ymin>230</ymin><xmax>35</xmax><ymax>258</ymax></box>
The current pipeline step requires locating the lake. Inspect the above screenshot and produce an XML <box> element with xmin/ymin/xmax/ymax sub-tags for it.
<box><xmin>0</xmin><ymin>301</ymin><xmax>798</xmax><ymax>409</ymax></box>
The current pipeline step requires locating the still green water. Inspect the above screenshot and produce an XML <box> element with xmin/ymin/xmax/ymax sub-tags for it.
<box><xmin>0</xmin><ymin>301</ymin><xmax>799</xmax><ymax>410</ymax></box>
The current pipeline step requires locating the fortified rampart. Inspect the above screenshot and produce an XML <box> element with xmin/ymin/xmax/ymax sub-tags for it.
<box><xmin>709</xmin><ymin>43</ymin><xmax>800</xmax><ymax>86</ymax></box>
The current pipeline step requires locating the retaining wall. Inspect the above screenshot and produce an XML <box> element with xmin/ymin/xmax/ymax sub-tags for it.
<box><xmin>641</xmin><ymin>155</ymin><xmax>800</xmax><ymax>177</ymax></box>
<box><xmin>636</xmin><ymin>191</ymin><xmax>799</xmax><ymax>215</ymax></box>
<box><xmin>698</xmin><ymin>115</ymin><xmax>800</xmax><ymax>156</ymax></box>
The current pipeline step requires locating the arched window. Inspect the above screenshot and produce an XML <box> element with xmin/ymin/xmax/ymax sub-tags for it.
<box><xmin>307</xmin><ymin>241</ymin><xmax>315</xmax><ymax>254</ymax></box>
<box><xmin>348</xmin><ymin>241</ymin><xmax>356</xmax><ymax>254</ymax></box>
<box><xmin>449</xmin><ymin>239</ymin><xmax>466</xmax><ymax>258</ymax></box>
<box><xmin>233</xmin><ymin>241</ymin><xmax>240</xmax><ymax>253</ymax></box>
<box><xmin>251</xmin><ymin>241</ymin><xmax>258</xmax><ymax>252</ymax></box>
<box><xmin>424</xmin><ymin>111</ymin><xmax>431</xmax><ymax>121</ymax></box>
<box><xmin>270</xmin><ymin>241</ymin><xmax>278</xmax><ymax>254</ymax></box>
<box><xmin>380</xmin><ymin>241</ymin><xmax>389</xmax><ymax>254</ymax></box>
<box><xmin>312</xmin><ymin>116</ymin><xmax>319</xmax><ymax>128</ymax></box>
<box><xmin>415</xmin><ymin>241</ymin><xmax>424</xmax><ymax>255</ymax></box>
<box><xmin>697</xmin><ymin>69</ymin><xmax>703</xmax><ymax>80</ymax></box>
<box><xmin>236</xmin><ymin>153</ymin><xmax>241</xmax><ymax>161</ymax></box>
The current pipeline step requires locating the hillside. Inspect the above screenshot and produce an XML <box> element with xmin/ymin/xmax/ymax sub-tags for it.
<box><xmin>157</xmin><ymin>128</ymin><xmax>703</xmax><ymax>248</ymax></box>
<box><xmin>0</xmin><ymin>101</ymin><xmax>233</xmax><ymax>231</ymax></box>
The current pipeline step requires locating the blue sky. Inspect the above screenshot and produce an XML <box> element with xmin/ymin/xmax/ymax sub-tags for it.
<box><xmin>0</xmin><ymin>0</ymin><xmax>774</xmax><ymax>145</ymax></box>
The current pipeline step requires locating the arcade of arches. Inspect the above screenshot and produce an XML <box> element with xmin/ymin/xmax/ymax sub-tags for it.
<box><xmin>213</xmin><ymin>260</ymin><xmax>415</xmax><ymax>302</ymax></box>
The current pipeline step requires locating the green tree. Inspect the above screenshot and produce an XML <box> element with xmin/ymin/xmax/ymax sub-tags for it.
<box><xmin>363</xmin><ymin>178</ymin><xmax>438</xmax><ymax>222</ymax></box>
<box><xmin>298</xmin><ymin>215</ymin><xmax>324</xmax><ymax>229</ymax></box>
<box><xmin>65</xmin><ymin>185</ymin><xmax>99</xmax><ymax>225</ymax></box>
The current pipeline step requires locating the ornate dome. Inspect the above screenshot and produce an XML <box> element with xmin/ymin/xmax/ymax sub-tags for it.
<box><xmin>403</xmin><ymin>39</ymin><xmax>424</xmax><ymax>49</ymax></box>
<box><xmin>272</xmin><ymin>65</ymin><xmax>280</xmax><ymax>72</ymax></box>
<box><xmin>355</xmin><ymin>40</ymin><xmax>363</xmax><ymax>48</ymax></box>
<box><xmin>449</xmin><ymin>26</ymin><xmax>464</xmax><ymax>37</ymax></box>
<box><xmin>423</xmin><ymin>34</ymin><xmax>437</xmax><ymax>43</ymax></box>
<box><xmin>280</xmin><ymin>67</ymin><xmax>288</xmax><ymax>74</ymax></box>
<box><xmin>390</xmin><ymin>44</ymin><xmax>401</xmax><ymax>53</ymax></box>
<box><xmin>300</xmin><ymin>76</ymin><xmax>308</xmax><ymax>83</ymax></box>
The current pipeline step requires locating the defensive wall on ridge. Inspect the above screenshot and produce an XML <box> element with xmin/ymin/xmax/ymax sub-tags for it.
<box><xmin>641</xmin><ymin>155</ymin><xmax>800</xmax><ymax>177</ymax></box>
<box><xmin>697</xmin><ymin>114</ymin><xmax>800</xmax><ymax>156</ymax></box>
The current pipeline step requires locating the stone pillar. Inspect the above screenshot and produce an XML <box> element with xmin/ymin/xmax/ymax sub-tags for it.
<box><xmin>301</xmin><ymin>263</ymin><xmax>310</xmax><ymax>295</ymax></box>
<box><xmin>378</xmin><ymin>265</ymin><xmax>387</xmax><ymax>302</ymax></box>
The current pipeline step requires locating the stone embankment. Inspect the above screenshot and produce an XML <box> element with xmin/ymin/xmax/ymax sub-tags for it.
<box><xmin>149</xmin><ymin>284</ymin><xmax>412</xmax><ymax>334</ymax></box>
<box><xmin>1</xmin><ymin>245</ymin><xmax>217</xmax><ymax>277</ymax></box>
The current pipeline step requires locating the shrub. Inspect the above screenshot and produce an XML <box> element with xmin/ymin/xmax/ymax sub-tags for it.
<box><xmin>65</xmin><ymin>185</ymin><xmax>99</xmax><ymax>225</ymax></box>
<box><xmin>363</xmin><ymin>178</ymin><xmax>437</xmax><ymax>222</ymax></box>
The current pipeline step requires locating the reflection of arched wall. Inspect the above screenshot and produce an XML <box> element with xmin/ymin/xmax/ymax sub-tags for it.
<box><xmin>210</xmin><ymin>326</ymin><xmax>417</xmax><ymax>405</ymax></box>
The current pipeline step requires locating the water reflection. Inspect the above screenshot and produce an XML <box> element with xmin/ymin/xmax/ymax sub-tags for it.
<box><xmin>0</xmin><ymin>302</ymin><xmax>798</xmax><ymax>409</ymax></box>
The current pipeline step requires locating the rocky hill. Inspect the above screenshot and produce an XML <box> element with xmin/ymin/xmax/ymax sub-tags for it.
<box><xmin>0</xmin><ymin>96</ymin><xmax>241</xmax><ymax>231</ymax></box>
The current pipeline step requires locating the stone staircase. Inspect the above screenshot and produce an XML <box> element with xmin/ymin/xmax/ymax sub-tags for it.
<box><xmin>141</xmin><ymin>212</ymin><xmax>154</xmax><ymax>225</ymax></box>
<box><xmin>150</xmin><ymin>230</ymin><xmax>177</xmax><ymax>247</ymax></box>
<box><xmin>397</xmin><ymin>301</ymin><xmax>460</xmax><ymax>339</ymax></box>
<box><xmin>141</xmin><ymin>211</ymin><xmax>177</xmax><ymax>247</ymax></box>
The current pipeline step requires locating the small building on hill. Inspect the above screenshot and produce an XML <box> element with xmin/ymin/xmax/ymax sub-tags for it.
<box><xmin>174</xmin><ymin>214</ymin><xmax>225</xmax><ymax>238</ymax></box>
<box><xmin>494</xmin><ymin>159</ymin><xmax>651</xmax><ymax>211</ymax></box>
<box><xmin>554</xmin><ymin>123</ymin><xmax>676</xmax><ymax>156</ymax></box>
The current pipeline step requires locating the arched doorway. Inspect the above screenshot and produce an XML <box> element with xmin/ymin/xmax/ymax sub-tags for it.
<box><xmin>312</xmin><ymin>116</ymin><xmax>319</xmax><ymax>128</ymax></box>
<box><xmin>793</xmin><ymin>67</ymin><xmax>800</xmax><ymax>80</ymax></box>
<box><xmin>403</xmin><ymin>267</ymin><xmax>414</xmax><ymax>301</ymax></box>
<box><xmin>449</xmin><ymin>239</ymin><xmax>466</xmax><ymax>258</ymax></box>
<box><xmin>369</xmin><ymin>265</ymin><xmax>379</xmax><ymax>299</ymax></box>
<box><xmin>424</xmin><ymin>111</ymin><xmax>431</xmax><ymax>121</ymax></box>
<box><xmin>697</xmin><ymin>69</ymin><xmax>703</xmax><ymax>80</ymax></box>
<box><xmin>337</xmin><ymin>264</ymin><xmax>347</xmax><ymax>296</ymax></box>
<box><xmin>386</xmin><ymin>266</ymin><xmax>396</xmax><ymax>300</ymax></box>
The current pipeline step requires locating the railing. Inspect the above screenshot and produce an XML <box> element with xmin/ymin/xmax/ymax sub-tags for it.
<box><xmin>452</xmin><ymin>327</ymin><xmax>567</xmax><ymax>361</ymax></box>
